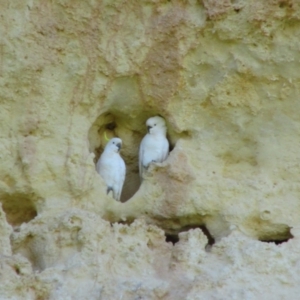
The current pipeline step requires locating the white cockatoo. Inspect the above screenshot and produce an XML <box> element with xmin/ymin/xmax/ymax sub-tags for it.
<box><xmin>96</xmin><ymin>137</ymin><xmax>126</xmax><ymax>201</ymax></box>
<box><xmin>139</xmin><ymin>116</ymin><xmax>169</xmax><ymax>180</ymax></box>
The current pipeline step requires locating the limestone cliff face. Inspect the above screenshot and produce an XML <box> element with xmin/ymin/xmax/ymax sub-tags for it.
<box><xmin>1</xmin><ymin>0</ymin><xmax>300</xmax><ymax>299</ymax></box>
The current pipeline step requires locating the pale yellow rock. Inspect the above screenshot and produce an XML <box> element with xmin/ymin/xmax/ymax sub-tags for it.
<box><xmin>0</xmin><ymin>204</ymin><xmax>12</xmax><ymax>255</ymax></box>
<box><xmin>0</xmin><ymin>0</ymin><xmax>300</xmax><ymax>299</ymax></box>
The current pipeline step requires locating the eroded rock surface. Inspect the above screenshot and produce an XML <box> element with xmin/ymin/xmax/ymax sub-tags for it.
<box><xmin>1</xmin><ymin>0</ymin><xmax>300</xmax><ymax>299</ymax></box>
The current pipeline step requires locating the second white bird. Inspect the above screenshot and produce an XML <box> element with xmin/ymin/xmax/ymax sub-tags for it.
<box><xmin>96</xmin><ymin>137</ymin><xmax>126</xmax><ymax>201</ymax></box>
<box><xmin>139</xmin><ymin>116</ymin><xmax>169</xmax><ymax>179</ymax></box>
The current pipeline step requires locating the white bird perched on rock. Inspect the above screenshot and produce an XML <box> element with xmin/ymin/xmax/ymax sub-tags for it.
<box><xmin>96</xmin><ymin>137</ymin><xmax>126</xmax><ymax>201</ymax></box>
<box><xmin>139</xmin><ymin>116</ymin><xmax>169</xmax><ymax>180</ymax></box>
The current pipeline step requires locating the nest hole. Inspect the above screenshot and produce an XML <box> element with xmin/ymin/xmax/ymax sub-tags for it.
<box><xmin>259</xmin><ymin>226</ymin><xmax>293</xmax><ymax>245</ymax></box>
<box><xmin>165</xmin><ymin>233</ymin><xmax>179</xmax><ymax>244</ymax></box>
<box><xmin>14</xmin><ymin>265</ymin><xmax>21</xmax><ymax>275</ymax></box>
<box><xmin>165</xmin><ymin>224</ymin><xmax>215</xmax><ymax>248</ymax></box>
<box><xmin>1</xmin><ymin>194</ymin><xmax>37</xmax><ymax>228</ymax></box>
<box><xmin>88</xmin><ymin>111</ymin><xmax>188</xmax><ymax>202</ymax></box>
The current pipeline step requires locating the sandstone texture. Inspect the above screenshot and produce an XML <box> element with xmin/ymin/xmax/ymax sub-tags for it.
<box><xmin>1</xmin><ymin>0</ymin><xmax>300</xmax><ymax>299</ymax></box>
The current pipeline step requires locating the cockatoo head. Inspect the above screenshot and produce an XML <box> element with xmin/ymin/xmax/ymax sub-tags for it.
<box><xmin>146</xmin><ymin>116</ymin><xmax>167</xmax><ymax>135</ymax></box>
<box><xmin>105</xmin><ymin>137</ymin><xmax>122</xmax><ymax>153</ymax></box>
